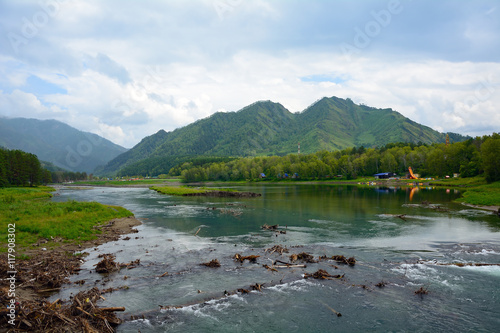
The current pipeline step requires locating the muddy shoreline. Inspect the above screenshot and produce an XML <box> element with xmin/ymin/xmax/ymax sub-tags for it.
<box><xmin>0</xmin><ymin>216</ymin><xmax>142</xmax><ymax>332</ymax></box>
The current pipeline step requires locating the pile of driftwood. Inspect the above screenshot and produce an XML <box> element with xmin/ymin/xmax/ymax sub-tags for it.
<box><xmin>94</xmin><ymin>254</ymin><xmax>141</xmax><ymax>273</ymax></box>
<box><xmin>0</xmin><ymin>251</ymin><xmax>126</xmax><ymax>332</ymax></box>
<box><xmin>290</xmin><ymin>252</ymin><xmax>317</xmax><ymax>263</ymax></box>
<box><xmin>265</xmin><ymin>245</ymin><xmax>289</xmax><ymax>255</ymax></box>
<box><xmin>0</xmin><ymin>287</ymin><xmax>124</xmax><ymax>332</ymax></box>
<box><xmin>320</xmin><ymin>255</ymin><xmax>356</xmax><ymax>266</ymax></box>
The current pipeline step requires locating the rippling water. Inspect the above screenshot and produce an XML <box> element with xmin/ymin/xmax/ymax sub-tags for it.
<box><xmin>51</xmin><ymin>185</ymin><xmax>500</xmax><ymax>332</ymax></box>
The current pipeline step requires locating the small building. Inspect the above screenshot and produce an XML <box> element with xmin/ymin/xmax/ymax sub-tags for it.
<box><xmin>259</xmin><ymin>173</ymin><xmax>266</xmax><ymax>179</ymax></box>
<box><xmin>374</xmin><ymin>172</ymin><xmax>397</xmax><ymax>179</ymax></box>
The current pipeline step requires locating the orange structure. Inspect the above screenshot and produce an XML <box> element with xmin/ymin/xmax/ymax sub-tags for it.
<box><xmin>408</xmin><ymin>167</ymin><xmax>418</xmax><ymax>179</ymax></box>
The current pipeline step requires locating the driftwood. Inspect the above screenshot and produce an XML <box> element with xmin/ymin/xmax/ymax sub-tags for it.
<box><xmin>290</xmin><ymin>252</ymin><xmax>317</xmax><ymax>263</ymax></box>
<box><xmin>261</xmin><ymin>224</ymin><xmax>279</xmax><ymax>230</ymax></box>
<box><xmin>234</xmin><ymin>253</ymin><xmax>260</xmax><ymax>263</ymax></box>
<box><xmin>320</xmin><ymin>301</ymin><xmax>342</xmax><ymax>317</ymax></box>
<box><xmin>414</xmin><ymin>286</ymin><xmax>428</xmax><ymax>295</ymax></box>
<box><xmin>200</xmin><ymin>259</ymin><xmax>221</xmax><ymax>268</ymax></box>
<box><xmin>95</xmin><ymin>254</ymin><xmax>120</xmax><ymax>273</ymax></box>
<box><xmin>320</xmin><ymin>255</ymin><xmax>356</xmax><ymax>266</ymax></box>
<box><xmin>265</xmin><ymin>244</ymin><xmax>289</xmax><ymax>255</ymax></box>
<box><xmin>304</xmin><ymin>269</ymin><xmax>344</xmax><ymax>280</ymax></box>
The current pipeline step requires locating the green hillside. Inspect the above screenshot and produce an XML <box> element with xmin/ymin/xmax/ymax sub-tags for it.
<box><xmin>99</xmin><ymin>96</ymin><xmax>468</xmax><ymax>176</ymax></box>
<box><xmin>0</xmin><ymin>118</ymin><xmax>127</xmax><ymax>173</ymax></box>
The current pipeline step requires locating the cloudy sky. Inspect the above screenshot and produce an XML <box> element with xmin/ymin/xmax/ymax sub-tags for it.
<box><xmin>1</xmin><ymin>0</ymin><xmax>499</xmax><ymax>148</ymax></box>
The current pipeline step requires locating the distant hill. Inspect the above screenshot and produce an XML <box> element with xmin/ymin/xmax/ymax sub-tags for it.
<box><xmin>0</xmin><ymin>117</ymin><xmax>127</xmax><ymax>173</ymax></box>
<box><xmin>99</xmin><ymin>96</ymin><xmax>468</xmax><ymax>176</ymax></box>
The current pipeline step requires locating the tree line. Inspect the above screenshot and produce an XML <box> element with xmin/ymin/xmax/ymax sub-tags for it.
<box><xmin>168</xmin><ymin>134</ymin><xmax>500</xmax><ymax>183</ymax></box>
<box><xmin>0</xmin><ymin>147</ymin><xmax>93</xmax><ymax>187</ymax></box>
<box><xmin>0</xmin><ymin>147</ymin><xmax>51</xmax><ymax>187</ymax></box>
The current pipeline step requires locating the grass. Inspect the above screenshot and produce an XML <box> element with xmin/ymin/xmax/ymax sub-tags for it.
<box><xmin>150</xmin><ymin>186</ymin><xmax>207</xmax><ymax>196</ymax></box>
<box><xmin>455</xmin><ymin>182</ymin><xmax>500</xmax><ymax>206</ymax></box>
<box><xmin>0</xmin><ymin>187</ymin><xmax>133</xmax><ymax>252</ymax></box>
<box><xmin>428</xmin><ymin>176</ymin><xmax>499</xmax><ymax>206</ymax></box>
<box><xmin>429</xmin><ymin>176</ymin><xmax>488</xmax><ymax>187</ymax></box>
<box><xmin>150</xmin><ymin>185</ymin><xmax>239</xmax><ymax>196</ymax></box>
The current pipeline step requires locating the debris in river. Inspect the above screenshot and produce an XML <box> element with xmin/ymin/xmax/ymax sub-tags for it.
<box><xmin>304</xmin><ymin>269</ymin><xmax>344</xmax><ymax>280</ymax></box>
<box><xmin>290</xmin><ymin>252</ymin><xmax>317</xmax><ymax>263</ymax></box>
<box><xmin>327</xmin><ymin>255</ymin><xmax>356</xmax><ymax>266</ymax></box>
<box><xmin>200</xmin><ymin>259</ymin><xmax>221</xmax><ymax>268</ymax></box>
<box><xmin>0</xmin><ymin>286</ymin><xmax>125</xmax><ymax>332</ymax></box>
<box><xmin>263</xmin><ymin>264</ymin><xmax>278</xmax><ymax>272</ymax></box>
<box><xmin>414</xmin><ymin>286</ymin><xmax>429</xmax><ymax>296</ymax></box>
<box><xmin>120</xmin><ymin>258</ymin><xmax>140</xmax><ymax>269</ymax></box>
<box><xmin>234</xmin><ymin>253</ymin><xmax>260</xmax><ymax>263</ymax></box>
<box><xmin>418</xmin><ymin>260</ymin><xmax>500</xmax><ymax>267</ymax></box>
<box><xmin>220</xmin><ymin>208</ymin><xmax>243</xmax><ymax>217</ymax></box>
<box><xmin>375</xmin><ymin>280</ymin><xmax>387</xmax><ymax>288</ymax></box>
<box><xmin>261</xmin><ymin>224</ymin><xmax>279</xmax><ymax>230</ymax></box>
<box><xmin>95</xmin><ymin>254</ymin><xmax>120</xmax><ymax>273</ymax></box>
<box><xmin>320</xmin><ymin>301</ymin><xmax>342</xmax><ymax>317</ymax></box>
<box><xmin>265</xmin><ymin>244</ymin><xmax>289</xmax><ymax>255</ymax></box>
<box><xmin>252</xmin><ymin>283</ymin><xmax>264</xmax><ymax>292</ymax></box>
<box><xmin>237</xmin><ymin>288</ymin><xmax>250</xmax><ymax>294</ymax></box>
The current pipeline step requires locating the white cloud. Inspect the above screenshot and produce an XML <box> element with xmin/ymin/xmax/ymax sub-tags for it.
<box><xmin>0</xmin><ymin>0</ymin><xmax>499</xmax><ymax>148</ymax></box>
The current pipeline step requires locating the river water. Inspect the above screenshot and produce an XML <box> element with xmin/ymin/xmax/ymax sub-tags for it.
<box><xmin>51</xmin><ymin>184</ymin><xmax>500</xmax><ymax>332</ymax></box>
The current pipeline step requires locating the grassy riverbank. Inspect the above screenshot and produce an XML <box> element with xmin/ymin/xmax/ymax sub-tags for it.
<box><xmin>430</xmin><ymin>176</ymin><xmax>500</xmax><ymax>207</ymax></box>
<box><xmin>0</xmin><ymin>186</ymin><xmax>134</xmax><ymax>253</ymax></box>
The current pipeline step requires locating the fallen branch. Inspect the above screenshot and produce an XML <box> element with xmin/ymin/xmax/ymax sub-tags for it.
<box><xmin>304</xmin><ymin>269</ymin><xmax>344</xmax><ymax>280</ymax></box>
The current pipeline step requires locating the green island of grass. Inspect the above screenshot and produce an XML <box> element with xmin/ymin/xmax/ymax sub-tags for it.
<box><xmin>150</xmin><ymin>185</ymin><xmax>259</xmax><ymax>197</ymax></box>
<box><xmin>0</xmin><ymin>187</ymin><xmax>133</xmax><ymax>253</ymax></box>
<box><xmin>150</xmin><ymin>185</ymin><xmax>208</xmax><ymax>196</ymax></box>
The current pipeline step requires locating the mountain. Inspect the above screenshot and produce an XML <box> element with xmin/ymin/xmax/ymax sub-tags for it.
<box><xmin>0</xmin><ymin>117</ymin><xmax>127</xmax><ymax>173</ymax></box>
<box><xmin>100</xmin><ymin>96</ymin><xmax>468</xmax><ymax>176</ymax></box>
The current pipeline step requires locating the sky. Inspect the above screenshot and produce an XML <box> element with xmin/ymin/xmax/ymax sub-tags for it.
<box><xmin>0</xmin><ymin>0</ymin><xmax>499</xmax><ymax>148</ymax></box>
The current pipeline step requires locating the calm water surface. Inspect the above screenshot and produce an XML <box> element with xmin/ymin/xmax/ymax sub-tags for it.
<box><xmin>51</xmin><ymin>185</ymin><xmax>500</xmax><ymax>332</ymax></box>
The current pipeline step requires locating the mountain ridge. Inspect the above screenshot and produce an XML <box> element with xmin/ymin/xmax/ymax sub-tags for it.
<box><xmin>0</xmin><ymin>117</ymin><xmax>127</xmax><ymax>173</ymax></box>
<box><xmin>99</xmin><ymin>96</ymin><xmax>468</xmax><ymax>176</ymax></box>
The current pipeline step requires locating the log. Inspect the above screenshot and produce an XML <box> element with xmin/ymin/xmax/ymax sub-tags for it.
<box><xmin>100</xmin><ymin>307</ymin><xmax>126</xmax><ymax>312</ymax></box>
<box><xmin>76</xmin><ymin>306</ymin><xmax>93</xmax><ymax>317</ymax></box>
<box><xmin>273</xmin><ymin>264</ymin><xmax>306</xmax><ymax>268</ymax></box>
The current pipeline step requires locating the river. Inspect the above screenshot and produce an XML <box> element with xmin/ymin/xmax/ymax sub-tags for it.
<box><xmin>51</xmin><ymin>184</ymin><xmax>500</xmax><ymax>332</ymax></box>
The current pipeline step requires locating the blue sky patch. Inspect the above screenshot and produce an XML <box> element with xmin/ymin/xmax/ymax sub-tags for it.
<box><xmin>300</xmin><ymin>74</ymin><xmax>347</xmax><ymax>84</ymax></box>
<box><xmin>23</xmin><ymin>75</ymin><xmax>67</xmax><ymax>96</ymax></box>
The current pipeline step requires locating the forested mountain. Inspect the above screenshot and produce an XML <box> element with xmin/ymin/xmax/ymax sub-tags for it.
<box><xmin>100</xmin><ymin>96</ymin><xmax>468</xmax><ymax>176</ymax></box>
<box><xmin>0</xmin><ymin>117</ymin><xmax>127</xmax><ymax>173</ymax></box>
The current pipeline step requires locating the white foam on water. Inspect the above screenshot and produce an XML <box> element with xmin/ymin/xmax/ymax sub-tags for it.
<box><xmin>392</xmin><ymin>263</ymin><xmax>438</xmax><ymax>281</ymax></box>
<box><xmin>267</xmin><ymin>279</ymin><xmax>315</xmax><ymax>294</ymax></box>
<box><xmin>309</xmin><ymin>219</ymin><xmax>337</xmax><ymax>225</ymax></box>
<box><xmin>129</xmin><ymin>318</ymin><xmax>153</xmax><ymax>327</ymax></box>
<box><xmin>474</xmin><ymin>249</ymin><xmax>499</xmax><ymax>255</ymax></box>
<box><xmin>460</xmin><ymin>265</ymin><xmax>500</xmax><ymax>277</ymax></box>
